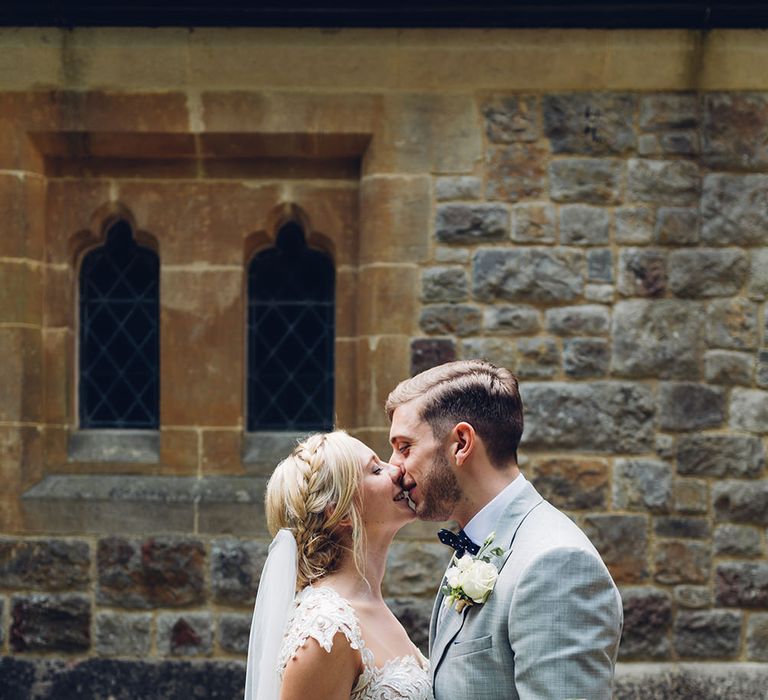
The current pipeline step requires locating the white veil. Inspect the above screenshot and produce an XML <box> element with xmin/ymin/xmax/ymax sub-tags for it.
<box><xmin>244</xmin><ymin>529</ymin><xmax>298</xmax><ymax>700</ymax></box>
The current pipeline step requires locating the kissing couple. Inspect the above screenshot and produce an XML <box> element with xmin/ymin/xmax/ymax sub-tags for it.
<box><xmin>245</xmin><ymin>360</ymin><xmax>623</xmax><ymax>700</ymax></box>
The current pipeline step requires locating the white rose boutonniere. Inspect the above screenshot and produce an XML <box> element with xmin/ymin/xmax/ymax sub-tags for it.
<box><xmin>441</xmin><ymin>532</ymin><xmax>505</xmax><ymax>613</ymax></box>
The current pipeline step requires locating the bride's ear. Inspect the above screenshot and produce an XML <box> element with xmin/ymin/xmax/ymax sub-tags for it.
<box><xmin>451</xmin><ymin>422</ymin><xmax>475</xmax><ymax>468</ymax></box>
<box><xmin>325</xmin><ymin>503</ymin><xmax>352</xmax><ymax>529</ymax></box>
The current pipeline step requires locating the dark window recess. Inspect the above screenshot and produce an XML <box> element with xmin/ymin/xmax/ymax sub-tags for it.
<box><xmin>79</xmin><ymin>220</ymin><xmax>160</xmax><ymax>429</ymax></box>
<box><xmin>248</xmin><ymin>222</ymin><xmax>335</xmax><ymax>431</ymax></box>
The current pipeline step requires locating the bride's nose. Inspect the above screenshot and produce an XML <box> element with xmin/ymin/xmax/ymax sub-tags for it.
<box><xmin>385</xmin><ymin>463</ymin><xmax>403</xmax><ymax>485</ymax></box>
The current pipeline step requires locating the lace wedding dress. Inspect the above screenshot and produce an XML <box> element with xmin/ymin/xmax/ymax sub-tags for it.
<box><xmin>279</xmin><ymin>586</ymin><xmax>434</xmax><ymax>700</ymax></box>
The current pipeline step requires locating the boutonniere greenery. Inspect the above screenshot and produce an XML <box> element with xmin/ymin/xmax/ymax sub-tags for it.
<box><xmin>441</xmin><ymin>532</ymin><xmax>505</xmax><ymax>613</ymax></box>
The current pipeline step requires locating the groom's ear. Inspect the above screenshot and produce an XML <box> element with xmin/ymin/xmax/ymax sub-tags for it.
<box><xmin>451</xmin><ymin>422</ymin><xmax>475</xmax><ymax>468</ymax></box>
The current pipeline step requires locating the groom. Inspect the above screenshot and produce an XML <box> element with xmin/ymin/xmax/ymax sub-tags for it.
<box><xmin>386</xmin><ymin>360</ymin><xmax>623</xmax><ymax>700</ymax></box>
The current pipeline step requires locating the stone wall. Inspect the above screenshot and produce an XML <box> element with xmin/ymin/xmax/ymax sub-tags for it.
<box><xmin>0</xmin><ymin>27</ymin><xmax>767</xmax><ymax>699</ymax></box>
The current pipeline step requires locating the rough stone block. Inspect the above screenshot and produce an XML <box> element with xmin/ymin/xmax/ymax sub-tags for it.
<box><xmin>654</xmin><ymin>433</ymin><xmax>675</xmax><ymax>460</ymax></box>
<box><xmin>529</xmin><ymin>457</ymin><xmax>609</xmax><ymax>510</ymax></box>
<box><xmin>97</xmin><ymin>537</ymin><xmax>206</xmax><ymax>609</ymax></box>
<box><xmin>713</xmin><ymin>481</ymin><xmax>768</xmax><ymax>525</ymax></box>
<box><xmin>485</xmin><ymin>143</ymin><xmax>546</xmax><ymax>202</ymax></box>
<box><xmin>654</xmin><ymin>541</ymin><xmax>710</xmax><ymax>585</ymax></box>
<box><xmin>615</xmin><ymin>206</ymin><xmax>654</xmax><ymax>245</ymax></box>
<box><xmin>613</xmin><ymin>459</ymin><xmax>672</xmax><ymax>513</ymax></box>
<box><xmin>419</xmin><ymin>305</ymin><xmax>482</xmax><ymax>337</ymax></box>
<box><xmin>211</xmin><ymin>539</ymin><xmax>268</xmax><ymax>607</ymax></box>
<box><xmin>218</xmin><ymin>613</ymin><xmax>251</xmax><ymax>655</ymax></box>
<box><xmin>658</xmin><ymin>383</ymin><xmax>725</xmax><ymax>432</ymax></box>
<box><xmin>543</xmin><ymin>93</ymin><xmax>636</xmax><ymax>155</ymax></box>
<box><xmin>659</xmin><ymin>131</ymin><xmax>700</xmax><ymax>156</ymax></box>
<box><xmin>481</xmin><ymin>95</ymin><xmax>539</xmax><ymax>143</ymax></box>
<box><xmin>617</xmin><ymin>248</ymin><xmax>667</xmax><ymax>298</ymax></box>
<box><xmin>705</xmin><ymin>298</ymin><xmax>758</xmax><ymax>350</ymax></box>
<box><xmin>715</xmin><ymin>563</ymin><xmax>768</xmax><ymax>608</ymax></box>
<box><xmin>611</xmin><ymin>300</ymin><xmax>703</xmax><ymax>379</ymax></box>
<box><xmin>511</xmin><ymin>203</ymin><xmax>556</xmax><ymax>244</ymax></box>
<box><xmin>587</xmin><ymin>248</ymin><xmax>613</xmax><ymax>282</ymax></box>
<box><xmin>655</xmin><ymin>207</ymin><xmax>699</xmax><ymax>246</ymax></box>
<box><xmin>729</xmin><ymin>388</ymin><xmax>768</xmax><ymax>433</ymax></box>
<box><xmin>383</xmin><ymin>542</ymin><xmax>448</xmax><ymax>598</ymax></box>
<box><xmin>758</xmin><ymin>351</ymin><xmax>768</xmax><ymax>389</ymax></box>
<box><xmin>410</xmin><ymin>338</ymin><xmax>456</xmax><ymax>376</ymax></box>
<box><xmin>747</xmin><ymin>613</ymin><xmax>768</xmax><ymax>661</ymax></box>
<box><xmin>472</xmin><ymin>248</ymin><xmax>584</xmax><ymax>303</ymax></box>
<box><xmin>10</xmin><ymin>594</ymin><xmax>90</xmax><ymax>652</ymax></box>
<box><xmin>458</xmin><ymin>338</ymin><xmax>516</xmax><ymax>368</ymax></box>
<box><xmin>559</xmin><ymin>205</ymin><xmax>610</xmax><ymax>246</ymax></box>
<box><xmin>673</xmin><ymin>610</ymin><xmax>742</xmax><ymax>658</ymax></box>
<box><xmin>515</xmin><ymin>338</ymin><xmax>560</xmax><ymax>378</ymax></box>
<box><xmin>434</xmin><ymin>247</ymin><xmax>470</xmax><ymax>264</ymax></box>
<box><xmin>545</xmin><ymin>305</ymin><xmax>609</xmax><ymax>336</ymax></box>
<box><xmin>654</xmin><ymin>517</ymin><xmax>710</xmax><ymax>539</ymax></box>
<box><xmin>674</xmin><ymin>585</ymin><xmax>711</xmax><ymax>609</ymax></box>
<box><xmin>434</xmin><ymin>176</ymin><xmax>482</xmax><ymax>201</ymax></box>
<box><xmin>435</xmin><ymin>204</ymin><xmax>509</xmax><ymax>244</ymax></box>
<box><xmin>582</xmin><ymin>514</ymin><xmax>648</xmax><ymax>583</ymax></box>
<box><xmin>157</xmin><ymin>613</ymin><xmax>213</xmax><ymax>657</ymax></box>
<box><xmin>714</xmin><ymin>525</ymin><xmax>762</xmax><ymax>558</ymax></box>
<box><xmin>703</xmin><ymin>93</ymin><xmax>768</xmax><ymax>169</ymax></box>
<box><xmin>618</xmin><ymin>587</ymin><xmax>672</xmax><ymax>660</ymax></box>
<box><xmin>677</xmin><ymin>434</ymin><xmax>764</xmax><ymax>478</ymax></box>
<box><xmin>669</xmin><ymin>249</ymin><xmax>748</xmax><ymax>299</ymax></box>
<box><xmin>522</xmin><ymin>382</ymin><xmax>654</xmax><ymax>453</ymax></box>
<box><xmin>704</xmin><ymin>350</ymin><xmax>754</xmax><ymax>386</ymax></box>
<box><xmin>95</xmin><ymin>612</ymin><xmax>151</xmax><ymax>656</ymax></box>
<box><xmin>386</xmin><ymin>597</ymin><xmax>432</xmax><ymax>655</ymax></box>
<box><xmin>628</xmin><ymin>159</ymin><xmax>700</xmax><ymax>205</ymax></box>
<box><xmin>549</xmin><ymin>159</ymin><xmax>622</xmax><ymax>204</ymax></box>
<box><xmin>483</xmin><ymin>305</ymin><xmax>540</xmax><ymax>335</ymax></box>
<box><xmin>640</xmin><ymin>93</ymin><xmax>700</xmax><ymax>131</ymax></box>
<box><xmin>748</xmin><ymin>248</ymin><xmax>768</xmax><ymax>299</ymax></box>
<box><xmin>585</xmin><ymin>283</ymin><xmax>614</xmax><ymax>303</ymax></box>
<box><xmin>563</xmin><ymin>338</ymin><xmax>610</xmax><ymax>378</ymax></box>
<box><xmin>701</xmin><ymin>174</ymin><xmax>768</xmax><ymax>246</ymax></box>
<box><xmin>0</xmin><ymin>538</ymin><xmax>90</xmax><ymax>591</ymax></box>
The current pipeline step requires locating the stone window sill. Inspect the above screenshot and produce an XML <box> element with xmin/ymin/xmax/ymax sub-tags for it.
<box><xmin>242</xmin><ymin>431</ymin><xmax>306</xmax><ymax>474</ymax></box>
<box><xmin>67</xmin><ymin>430</ymin><xmax>160</xmax><ymax>464</ymax></box>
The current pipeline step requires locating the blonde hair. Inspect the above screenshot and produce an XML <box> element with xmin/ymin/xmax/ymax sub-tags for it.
<box><xmin>265</xmin><ymin>431</ymin><xmax>366</xmax><ymax>591</ymax></box>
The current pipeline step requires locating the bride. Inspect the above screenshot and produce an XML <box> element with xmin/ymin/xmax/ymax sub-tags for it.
<box><xmin>244</xmin><ymin>430</ymin><xmax>433</xmax><ymax>700</ymax></box>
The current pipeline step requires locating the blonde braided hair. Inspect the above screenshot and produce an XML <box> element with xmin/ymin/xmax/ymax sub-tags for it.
<box><xmin>265</xmin><ymin>431</ymin><xmax>366</xmax><ymax>591</ymax></box>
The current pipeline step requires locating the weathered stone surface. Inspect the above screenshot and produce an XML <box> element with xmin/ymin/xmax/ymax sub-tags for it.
<box><xmin>434</xmin><ymin>246</ymin><xmax>470</xmax><ymax>264</ymax></box>
<box><xmin>615</xmin><ymin>206</ymin><xmax>654</xmax><ymax>245</ymax></box>
<box><xmin>669</xmin><ymin>249</ymin><xmax>748</xmax><ymax>299</ymax></box>
<box><xmin>530</xmin><ymin>456</ymin><xmax>609</xmax><ymax>510</ymax></box>
<box><xmin>654</xmin><ymin>517</ymin><xmax>710</xmax><ymax>539</ymax></box>
<box><xmin>655</xmin><ymin>541</ymin><xmax>710</xmax><ymax>585</ymax></box>
<box><xmin>715</xmin><ymin>563</ymin><xmax>768</xmax><ymax>608</ymax></box>
<box><xmin>673</xmin><ymin>610</ymin><xmax>742</xmax><ymax>658</ymax></box>
<box><xmin>612</xmin><ymin>300</ymin><xmax>703</xmax><ymax>378</ymax></box>
<box><xmin>677</xmin><ymin>434</ymin><xmax>764</xmax><ymax>478</ymax></box>
<box><xmin>658</xmin><ymin>383</ymin><xmax>725</xmax><ymax>431</ymax></box>
<box><xmin>706</xmin><ymin>298</ymin><xmax>758</xmax><ymax>350</ymax></box>
<box><xmin>515</xmin><ymin>338</ymin><xmax>560</xmax><ymax>378</ymax></box>
<box><xmin>481</xmin><ymin>95</ymin><xmax>538</xmax><ymax>143</ymax></box>
<box><xmin>157</xmin><ymin>613</ymin><xmax>213</xmax><ymax>656</ymax></box>
<box><xmin>559</xmin><ymin>205</ymin><xmax>610</xmax><ymax>246</ymax></box>
<box><xmin>0</xmin><ymin>539</ymin><xmax>90</xmax><ymax>591</ymax></box>
<box><xmin>640</xmin><ymin>93</ymin><xmax>700</xmax><ymax>131</ymax></box>
<box><xmin>747</xmin><ymin>613</ymin><xmax>768</xmax><ymax>661</ymax></box>
<box><xmin>713</xmin><ymin>481</ymin><xmax>768</xmax><ymax>525</ymax></box>
<box><xmin>434</xmin><ymin>176</ymin><xmax>482</xmax><ymax>201</ymax></box>
<box><xmin>458</xmin><ymin>338</ymin><xmax>516</xmax><ymax>368</ymax></box>
<box><xmin>545</xmin><ymin>305</ymin><xmax>609</xmax><ymax>336</ymax></box>
<box><xmin>617</xmin><ymin>249</ymin><xmax>667</xmax><ymax>297</ymax></box>
<box><xmin>486</xmin><ymin>144</ymin><xmax>547</xmax><ymax>202</ymax></box>
<box><xmin>714</xmin><ymin>525</ymin><xmax>762</xmax><ymax>558</ymax></box>
<box><xmin>218</xmin><ymin>613</ymin><xmax>251</xmax><ymax>654</ymax></box>
<box><xmin>549</xmin><ymin>159</ymin><xmax>622</xmax><ymax>204</ymax></box>
<box><xmin>97</xmin><ymin>537</ymin><xmax>206</xmax><ymax>609</ymax></box>
<box><xmin>95</xmin><ymin>612</ymin><xmax>151</xmax><ymax>656</ymax></box>
<box><xmin>419</xmin><ymin>304</ymin><xmax>482</xmax><ymax>337</ymax></box>
<box><xmin>384</xmin><ymin>542</ymin><xmax>448</xmax><ymax>598</ymax></box>
<box><xmin>421</xmin><ymin>267</ymin><xmax>468</xmax><ymax>303</ymax></box>
<box><xmin>435</xmin><ymin>204</ymin><xmax>509</xmax><ymax>244</ymax></box>
<box><xmin>655</xmin><ymin>433</ymin><xmax>675</xmax><ymax>460</ymax></box>
<box><xmin>563</xmin><ymin>338</ymin><xmax>610</xmax><ymax>378</ymax></box>
<box><xmin>211</xmin><ymin>539</ymin><xmax>268</xmax><ymax>606</ymax></box>
<box><xmin>386</xmin><ymin>597</ymin><xmax>432</xmax><ymax>654</ymax></box>
<box><xmin>511</xmin><ymin>203</ymin><xmax>556</xmax><ymax>244</ymax></box>
<box><xmin>587</xmin><ymin>248</ymin><xmax>612</xmax><ymax>283</ymax></box>
<box><xmin>483</xmin><ymin>304</ymin><xmax>540</xmax><ymax>335</ymax></box>
<box><xmin>655</xmin><ymin>207</ymin><xmax>699</xmax><ymax>246</ymax></box>
<box><xmin>585</xmin><ymin>283</ymin><xmax>614</xmax><ymax>303</ymax></box>
<box><xmin>582</xmin><ymin>514</ymin><xmax>648</xmax><ymax>583</ymax></box>
<box><xmin>522</xmin><ymin>382</ymin><xmax>654</xmax><ymax>453</ymax></box>
<box><xmin>703</xmin><ymin>93</ymin><xmax>768</xmax><ymax>169</ymax></box>
<box><xmin>543</xmin><ymin>93</ymin><xmax>636</xmax><ymax>155</ymax></box>
<box><xmin>659</xmin><ymin>130</ymin><xmax>700</xmax><ymax>156</ymax></box>
<box><xmin>10</xmin><ymin>594</ymin><xmax>90</xmax><ymax>652</ymax></box>
<box><xmin>472</xmin><ymin>248</ymin><xmax>584</xmax><ymax>303</ymax></box>
<box><xmin>704</xmin><ymin>350</ymin><xmax>754</xmax><ymax>386</ymax></box>
<box><xmin>628</xmin><ymin>159</ymin><xmax>700</xmax><ymax>205</ymax></box>
<box><xmin>758</xmin><ymin>350</ymin><xmax>768</xmax><ymax>388</ymax></box>
<box><xmin>410</xmin><ymin>338</ymin><xmax>456</xmax><ymax>376</ymax></box>
<box><xmin>674</xmin><ymin>585</ymin><xmax>711</xmax><ymax>609</ymax></box>
<box><xmin>701</xmin><ymin>174</ymin><xmax>768</xmax><ymax>246</ymax></box>
<box><xmin>748</xmin><ymin>248</ymin><xmax>768</xmax><ymax>299</ymax></box>
<box><xmin>613</xmin><ymin>459</ymin><xmax>672</xmax><ymax>513</ymax></box>
<box><xmin>618</xmin><ymin>587</ymin><xmax>672</xmax><ymax>659</ymax></box>
<box><xmin>729</xmin><ymin>388</ymin><xmax>768</xmax><ymax>433</ymax></box>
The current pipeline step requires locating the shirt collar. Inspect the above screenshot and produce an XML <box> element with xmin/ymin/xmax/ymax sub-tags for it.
<box><xmin>463</xmin><ymin>472</ymin><xmax>527</xmax><ymax>547</ymax></box>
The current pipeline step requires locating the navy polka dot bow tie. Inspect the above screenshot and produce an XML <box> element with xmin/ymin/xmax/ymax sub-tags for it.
<box><xmin>438</xmin><ymin>528</ymin><xmax>480</xmax><ymax>557</ymax></box>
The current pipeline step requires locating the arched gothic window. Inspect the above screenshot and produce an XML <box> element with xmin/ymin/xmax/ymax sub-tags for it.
<box><xmin>247</xmin><ymin>221</ymin><xmax>335</xmax><ymax>431</ymax></box>
<box><xmin>79</xmin><ymin>220</ymin><xmax>160</xmax><ymax>429</ymax></box>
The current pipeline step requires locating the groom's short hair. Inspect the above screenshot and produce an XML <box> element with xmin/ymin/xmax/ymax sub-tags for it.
<box><xmin>385</xmin><ymin>359</ymin><xmax>523</xmax><ymax>468</ymax></box>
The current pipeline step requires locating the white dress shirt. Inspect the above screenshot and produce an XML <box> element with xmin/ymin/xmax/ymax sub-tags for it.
<box><xmin>463</xmin><ymin>472</ymin><xmax>527</xmax><ymax>547</ymax></box>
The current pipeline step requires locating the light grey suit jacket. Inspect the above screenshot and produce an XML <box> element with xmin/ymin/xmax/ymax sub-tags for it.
<box><xmin>429</xmin><ymin>482</ymin><xmax>623</xmax><ymax>700</ymax></box>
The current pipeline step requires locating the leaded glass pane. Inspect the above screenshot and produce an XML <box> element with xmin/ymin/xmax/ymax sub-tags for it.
<box><xmin>79</xmin><ymin>220</ymin><xmax>160</xmax><ymax>429</ymax></box>
<box><xmin>248</xmin><ymin>222</ymin><xmax>334</xmax><ymax>431</ymax></box>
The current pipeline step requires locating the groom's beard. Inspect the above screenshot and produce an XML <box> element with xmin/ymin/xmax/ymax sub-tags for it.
<box><xmin>417</xmin><ymin>450</ymin><xmax>461</xmax><ymax>521</ymax></box>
